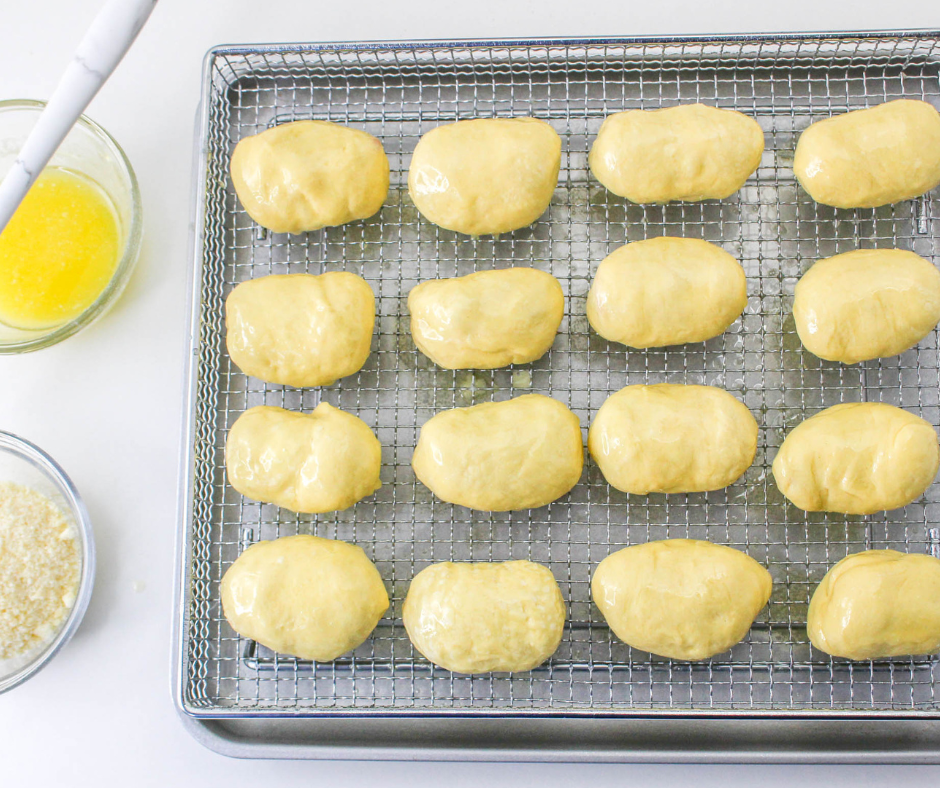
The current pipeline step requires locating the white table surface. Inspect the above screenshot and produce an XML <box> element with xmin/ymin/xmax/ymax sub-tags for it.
<box><xmin>1</xmin><ymin>0</ymin><xmax>939</xmax><ymax>783</ymax></box>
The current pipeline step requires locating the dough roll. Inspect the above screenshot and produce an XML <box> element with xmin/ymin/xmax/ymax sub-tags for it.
<box><xmin>587</xmin><ymin>237</ymin><xmax>747</xmax><ymax>348</ymax></box>
<box><xmin>588</xmin><ymin>384</ymin><xmax>758</xmax><ymax>495</ymax></box>
<box><xmin>772</xmin><ymin>402</ymin><xmax>939</xmax><ymax>514</ymax></box>
<box><xmin>793</xmin><ymin>99</ymin><xmax>940</xmax><ymax>208</ymax></box>
<box><xmin>408</xmin><ymin>267</ymin><xmax>564</xmax><ymax>369</ymax></box>
<box><xmin>226</xmin><ymin>404</ymin><xmax>382</xmax><ymax>513</ymax></box>
<box><xmin>403</xmin><ymin>560</ymin><xmax>566</xmax><ymax>673</ymax></box>
<box><xmin>412</xmin><ymin>393</ymin><xmax>583</xmax><ymax>511</ymax></box>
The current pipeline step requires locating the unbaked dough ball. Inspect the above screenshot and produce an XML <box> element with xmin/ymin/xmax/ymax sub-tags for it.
<box><xmin>225</xmin><ymin>272</ymin><xmax>375</xmax><ymax>387</ymax></box>
<box><xmin>412</xmin><ymin>393</ymin><xmax>583</xmax><ymax>511</ymax></box>
<box><xmin>408</xmin><ymin>117</ymin><xmax>561</xmax><ymax>235</ymax></box>
<box><xmin>226</xmin><ymin>404</ymin><xmax>382</xmax><ymax>514</ymax></box>
<box><xmin>588</xmin><ymin>384</ymin><xmax>758</xmax><ymax>495</ymax></box>
<box><xmin>592</xmin><ymin>539</ymin><xmax>772</xmax><ymax>660</ymax></box>
<box><xmin>808</xmin><ymin>550</ymin><xmax>940</xmax><ymax>660</ymax></box>
<box><xmin>403</xmin><ymin>560</ymin><xmax>565</xmax><ymax>673</ymax></box>
<box><xmin>587</xmin><ymin>237</ymin><xmax>747</xmax><ymax>348</ymax></box>
<box><xmin>221</xmin><ymin>535</ymin><xmax>389</xmax><ymax>661</ymax></box>
<box><xmin>772</xmin><ymin>402</ymin><xmax>939</xmax><ymax>515</ymax></box>
<box><xmin>793</xmin><ymin>99</ymin><xmax>940</xmax><ymax>208</ymax></box>
<box><xmin>588</xmin><ymin>104</ymin><xmax>764</xmax><ymax>203</ymax></box>
<box><xmin>408</xmin><ymin>267</ymin><xmax>564</xmax><ymax>369</ymax></box>
<box><xmin>230</xmin><ymin>120</ymin><xmax>389</xmax><ymax>233</ymax></box>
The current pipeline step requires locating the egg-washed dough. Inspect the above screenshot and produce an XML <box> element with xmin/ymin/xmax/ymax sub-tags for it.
<box><xmin>412</xmin><ymin>393</ymin><xmax>583</xmax><ymax>511</ymax></box>
<box><xmin>793</xmin><ymin>99</ymin><xmax>940</xmax><ymax>208</ymax></box>
<box><xmin>226</xmin><ymin>272</ymin><xmax>374</xmax><ymax>387</ymax></box>
<box><xmin>408</xmin><ymin>268</ymin><xmax>564</xmax><ymax>369</ymax></box>
<box><xmin>408</xmin><ymin>117</ymin><xmax>561</xmax><ymax>235</ymax></box>
<box><xmin>588</xmin><ymin>384</ymin><xmax>758</xmax><ymax>495</ymax></box>
<box><xmin>226</xmin><ymin>404</ymin><xmax>382</xmax><ymax>514</ymax></box>
<box><xmin>230</xmin><ymin>120</ymin><xmax>389</xmax><ymax>233</ymax></box>
<box><xmin>221</xmin><ymin>535</ymin><xmax>389</xmax><ymax>661</ymax></box>
<box><xmin>588</xmin><ymin>104</ymin><xmax>764</xmax><ymax>203</ymax></box>
<box><xmin>403</xmin><ymin>560</ymin><xmax>565</xmax><ymax>673</ymax></box>
<box><xmin>587</xmin><ymin>237</ymin><xmax>747</xmax><ymax>348</ymax></box>
<box><xmin>807</xmin><ymin>550</ymin><xmax>940</xmax><ymax>660</ymax></box>
<box><xmin>592</xmin><ymin>539</ymin><xmax>772</xmax><ymax>661</ymax></box>
<box><xmin>772</xmin><ymin>402</ymin><xmax>940</xmax><ymax>515</ymax></box>
<box><xmin>793</xmin><ymin>249</ymin><xmax>940</xmax><ymax>364</ymax></box>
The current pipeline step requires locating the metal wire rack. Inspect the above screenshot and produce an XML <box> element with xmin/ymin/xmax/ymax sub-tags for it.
<box><xmin>179</xmin><ymin>34</ymin><xmax>940</xmax><ymax>716</ymax></box>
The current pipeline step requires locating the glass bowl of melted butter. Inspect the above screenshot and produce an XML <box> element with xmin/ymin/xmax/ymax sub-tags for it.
<box><xmin>0</xmin><ymin>99</ymin><xmax>142</xmax><ymax>352</ymax></box>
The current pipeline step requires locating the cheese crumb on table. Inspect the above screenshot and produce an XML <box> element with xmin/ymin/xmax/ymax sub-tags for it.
<box><xmin>0</xmin><ymin>482</ymin><xmax>81</xmax><ymax>664</ymax></box>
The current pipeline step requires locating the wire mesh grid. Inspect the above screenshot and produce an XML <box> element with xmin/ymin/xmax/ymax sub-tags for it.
<box><xmin>181</xmin><ymin>35</ymin><xmax>940</xmax><ymax>715</ymax></box>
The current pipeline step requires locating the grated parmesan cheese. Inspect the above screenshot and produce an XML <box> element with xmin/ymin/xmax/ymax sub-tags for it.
<box><xmin>0</xmin><ymin>482</ymin><xmax>81</xmax><ymax>665</ymax></box>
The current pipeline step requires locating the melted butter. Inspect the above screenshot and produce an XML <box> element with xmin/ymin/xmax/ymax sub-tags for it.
<box><xmin>0</xmin><ymin>167</ymin><xmax>120</xmax><ymax>330</ymax></box>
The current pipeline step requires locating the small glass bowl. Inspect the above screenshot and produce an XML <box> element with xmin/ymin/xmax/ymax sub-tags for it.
<box><xmin>0</xmin><ymin>99</ymin><xmax>142</xmax><ymax>353</ymax></box>
<box><xmin>0</xmin><ymin>431</ymin><xmax>95</xmax><ymax>694</ymax></box>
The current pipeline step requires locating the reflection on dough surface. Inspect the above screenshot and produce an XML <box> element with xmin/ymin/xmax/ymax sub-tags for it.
<box><xmin>793</xmin><ymin>249</ymin><xmax>940</xmax><ymax>364</ymax></box>
<box><xmin>412</xmin><ymin>394</ymin><xmax>583</xmax><ymax>511</ymax></box>
<box><xmin>403</xmin><ymin>560</ymin><xmax>565</xmax><ymax>673</ymax></box>
<box><xmin>588</xmin><ymin>104</ymin><xmax>764</xmax><ymax>203</ymax></box>
<box><xmin>225</xmin><ymin>272</ymin><xmax>375</xmax><ymax>388</ymax></box>
<box><xmin>230</xmin><ymin>120</ymin><xmax>389</xmax><ymax>233</ymax></box>
<box><xmin>807</xmin><ymin>550</ymin><xmax>940</xmax><ymax>660</ymax></box>
<box><xmin>408</xmin><ymin>267</ymin><xmax>564</xmax><ymax>369</ymax></box>
<box><xmin>408</xmin><ymin>117</ymin><xmax>561</xmax><ymax>235</ymax></box>
<box><xmin>587</xmin><ymin>237</ymin><xmax>747</xmax><ymax>349</ymax></box>
<box><xmin>772</xmin><ymin>402</ymin><xmax>940</xmax><ymax>515</ymax></box>
<box><xmin>588</xmin><ymin>384</ymin><xmax>757</xmax><ymax>494</ymax></box>
<box><xmin>221</xmin><ymin>535</ymin><xmax>389</xmax><ymax>661</ymax></box>
<box><xmin>592</xmin><ymin>539</ymin><xmax>772</xmax><ymax>661</ymax></box>
<box><xmin>226</xmin><ymin>404</ymin><xmax>382</xmax><ymax>514</ymax></box>
<box><xmin>793</xmin><ymin>99</ymin><xmax>940</xmax><ymax>208</ymax></box>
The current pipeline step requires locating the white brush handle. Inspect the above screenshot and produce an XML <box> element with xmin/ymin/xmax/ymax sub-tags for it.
<box><xmin>0</xmin><ymin>0</ymin><xmax>158</xmax><ymax>235</ymax></box>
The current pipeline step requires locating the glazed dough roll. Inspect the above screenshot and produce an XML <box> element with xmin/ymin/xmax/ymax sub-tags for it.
<box><xmin>408</xmin><ymin>268</ymin><xmax>564</xmax><ymax>369</ymax></box>
<box><xmin>226</xmin><ymin>272</ymin><xmax>375</xmax><ymax>387</ymax></box>
<box><xmin>808</xmin><ymin>550</ymin><xmax>940</xmax><ymax>660</ymax></box>
<box><xmin>412</xmin><ymin>394</ymin><xmax>583</xmax><ymax>511</ymax></box>
<box><xmin>589</xmin><ymin>104</ymin><xmax>764</xmax><ymax>203</ymax></box>
<box><xmin>403</xmin><ymin>560</ymin><xmax>566</xmax><ymax>673</ymax></box>
<box><xmin>592</xmin><ymin>540</ymin><xmax>772</xmax><ymax>660</ymax></box>
<box><xmin>794</xmin><ymin>99</ymin><xmax>940</xmax><ymax>208</ymax></box>
<box><xmin>408</xmin><ymin>117</ymin><xmax>561</xmax><ymax>235</ymax></box>
<box><xmin>226</xmin><ymin>404</ymin><xmax>382</xmax><ymax>513</ymax></box>
<box><xmin>230</xmin><ymin>120</ymin><xmax>389</xmax><ymax>233</ymax></box>
<box><xmin>221</xmin><ymin>535</ymin><xmax>389</xmax><ymax>661</ymax></box>
<box><xmin>772</xmin><ymin>402</ymin><xmax>940</xmax><ymax>514</ymax></box>
<box><xmin>793</xmin><ymin>249</ymin><xmax>940</xmax><ymax>364</ymax></box>
<box><xmin>588</xmin><ymin>384</ymin><xmax>758</xmax><ymax>494</ymax></box>
<box><xmin>587</xmin><ymin>237</ymin><xmax>747</xmax><ymax>348</ymax></box>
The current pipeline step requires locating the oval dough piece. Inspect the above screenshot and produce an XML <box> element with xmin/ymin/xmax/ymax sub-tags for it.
<box><xmin>226</xmin><ymin>404</ymin><xmax>382</xmax><ymax>513</ymax></box>
<box><xmin>226</xmin><ymin>272</ymin><xmax>375</xmax><ymax>387</ymax></box>
<box><xmin>403</xmin><ymin>560</ymin><xmax>565</xmax><ymax>673</ymax></box>
<box><xmin>794</xmin><ymin>99</ymin><xmax>940</xmax><ymax>208</ymax></box>
<box><xmin>221</xmin><ymin>535</ymin><xmax>389</xmax><ymax>661</ymax></box>
<box><xmin>588</xmin><ymin>104</ymin><xmax>764</xmax><ymax>203</ymax></box>
<box><xmin>772</xmin><ymin>402</ymin><xmax>940</xmax><ymax>514</ymax></box>
<box><xmin>592</xmin><ymin>539</ymin><xmax>772</xmax><ymax>660</ymax></box>
<box><xmin>793</xmin><ymin>249</ymin><xmax>940</xmax><ymax>364</ymax></box>
<box><xmin>409</xmin><ymin>268</ymin><xmax>564</xmax><ymax>369</ymax></box>
<box><xmin>230</xmin><ymin>120</ymin><xmax>389</xmax><ymax>233</ymax></box>
<box><xmin>808</xmin><ymin>550</ymin><xmax>940</xmax><ymax>660</ymax></box>
<box><xmin>588</xmin><ymin>384</ymin><xmax>758</xmax><ymax>495</ymax></box>
<box><xmin>408</xmin><ymin>117</ymin><xmax>561</xmax><ymax>235</ymax></box>
<box><xmin>587</xmin><ymin>237</ymin><xmax>747</xmax><ymax>348</ymax></box>
<box><xmin>412</xmin><ymin>393</ymin><xmax>583</xmax><ymax>511</ymax></box>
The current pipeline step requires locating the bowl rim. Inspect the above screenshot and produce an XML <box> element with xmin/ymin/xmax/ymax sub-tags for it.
<box><xmin>0</xmin><ymin>430</ymin><xmax>96</xmax><ymax>693</ymax></box>
<box><xmin>0</xmin><ymin>98</ymin><xmax>143</xmax><ymax>353</ymax></box>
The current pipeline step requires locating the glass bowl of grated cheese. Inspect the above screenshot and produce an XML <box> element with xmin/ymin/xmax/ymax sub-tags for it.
<box><xmin>0</xmin><ymin>430</ymin><xmax>94</xmax><ymax>693</ymax></box>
